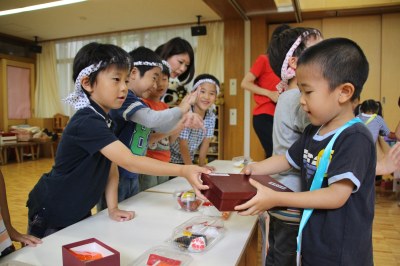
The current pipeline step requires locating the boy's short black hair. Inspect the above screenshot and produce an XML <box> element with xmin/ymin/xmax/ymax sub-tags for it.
<box><xmin>297</xmin><ymin>38</ymin><xmax>369</xmax><ymax>101</ymax></box>
<box><xmin>155</xmin><ymin>37</ymin><xmax>195</xmax><ymax>85</ymax></box>
<box><xmin>129</xmin><ymin>46</ymin><xmax>162</xmax><ymax>77</ymax></box>
<box><xmin>73</xmin><ymin>42</ymin><xmax>131</xmax><ymax>87</ymax></box>
<box><xmin>268</xmin><ymin>27</ymin><xmax>322</xmax><ymax>78</ymax></box>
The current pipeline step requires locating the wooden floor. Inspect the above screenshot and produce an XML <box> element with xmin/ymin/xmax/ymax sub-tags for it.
<box><xmin>1</xmin><ymin>158</ymin><xmax>400</xmax><ymax>265</ymax></box>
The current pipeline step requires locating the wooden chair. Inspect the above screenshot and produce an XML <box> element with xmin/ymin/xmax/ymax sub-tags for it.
<box><xmin>53</xmin><ymin>113</ymin><xmax>69</xmax><ymax>133</ymax></box>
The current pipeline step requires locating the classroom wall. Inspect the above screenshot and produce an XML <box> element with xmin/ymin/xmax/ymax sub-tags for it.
<box><xmin>224</xmin><ymin>12</ymin><xmax>400</xmax><ymax>161</ymax></box>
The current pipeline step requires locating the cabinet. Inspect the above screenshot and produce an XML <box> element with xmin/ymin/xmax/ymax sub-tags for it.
<box><xmin>194</xmin><ymin>104</ymin><xmax>223</xmax><ymax>164</ymax></box>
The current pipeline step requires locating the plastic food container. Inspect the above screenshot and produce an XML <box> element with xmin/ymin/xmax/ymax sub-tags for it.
<box><xmin>169</xmin><ymin>216</ymin><xmax>225</xmax><ymax>253</ymax></box>
<box><xmin>232</xmin><ymin>156</ymin><xmax>252</xmax><ymax>168</ymax></box>
<box><xmin>200</xmin><ymin>201</ymin><xmax>231</xmax><ymax>220</ymax></box>
<box><xmin>130</xmin><ymin>245</ymin><xmax>193</xmax><ymax>266</ymax></box>
<box><xmin>174</xmin><ymin>190</ymin><xmax>203</xmax><ymax>212</ymax></box>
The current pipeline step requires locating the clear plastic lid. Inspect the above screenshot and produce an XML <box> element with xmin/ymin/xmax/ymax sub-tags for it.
<box><xmin>129</xmin><ymin>245</ymin><xmax>193</xmax><ymax>266</ymax></box>
<box><xmin>168</xmin><ymin>216</ymin><xmax>225</xmax><ymax>253</ymax></box>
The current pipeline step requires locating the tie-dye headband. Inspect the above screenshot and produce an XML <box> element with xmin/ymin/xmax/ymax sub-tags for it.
<box><xmin>276</xmin><ymin>36</ymin><xmax>302</xmax><ymax>93</ymax></box>
<box><xmin>276</xmin><ymin>30</ymin><xmax>320</xmax><ymax>93</ymax></box>
<box><xmin>64</xmin><ymin>61</ymin><xmax>102</xmax><ymax>110</ymax></box>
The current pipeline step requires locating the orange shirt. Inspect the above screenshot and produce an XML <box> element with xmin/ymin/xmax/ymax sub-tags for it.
<box><xmin>141</xmin><ymin>99</ymin><xmax>171</xmax><ymax>162</ymax></box>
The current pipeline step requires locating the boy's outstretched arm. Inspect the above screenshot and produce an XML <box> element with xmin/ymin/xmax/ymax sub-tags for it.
<box><xmin>235</xmin><ymin>178</ymin><xmax>354</xmax><ymax>216</ymax></box>
<box><xmin>101</xmin><ymin>141</ymin><xmax>210</xmax><ymax>196</ymax></box>
<box><xmin>105</xmin><ymin>162</ymin><xmax>135</xmax><ymax>222</ymax></box>
<box><xmin>241</xmin><ymin>154</ymin><xmax>292</xmax><ymax>176</ymax></box>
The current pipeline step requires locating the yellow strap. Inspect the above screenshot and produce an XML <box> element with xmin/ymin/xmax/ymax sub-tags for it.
<box><xmin>365</xmin><ymin>114</ymin><xmax>377</xmax><ymax>125</ymax></box>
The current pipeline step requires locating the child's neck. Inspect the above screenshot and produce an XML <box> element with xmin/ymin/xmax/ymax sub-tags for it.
<box><xmin>287</xmin><ymin>77</ymin><xmax>298</xmax><ymax>90</ymax></box>
<box><xmin>319</xmin><ymin>106</ymin><xmax>356</xmax><ymax>135</ymax></box>
<box><xmin>193</xmin><ymin>105</ymin><xmax>207</xmax><ymax>117</ymax></box>
<box><xmin>146</xmin><ymin>95</ymin><xmax>161</xmax><ymax>102</ymax></box>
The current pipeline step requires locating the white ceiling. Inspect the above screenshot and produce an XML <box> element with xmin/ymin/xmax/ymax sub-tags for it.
<box><xmin>1</xmin><ymin>0</ymin><xmax>399</xmax><ymax>42</ymax></box>
<box><xmin>0</xmin><ymin>0</ymin><xmax>221</xmax><ymax>41</ymax></box>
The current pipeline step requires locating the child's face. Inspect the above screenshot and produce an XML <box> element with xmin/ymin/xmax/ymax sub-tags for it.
<box><xmin>128</xmin><ymin>67</ymin><xmax>160</xmax><ymax>98</ymax></box>
<box><xmin>148</xmin><ymin>73</ymin><xmax>169</xmax><ymax>100</ymax></box>
<box><xmin>87</xmin><ymin>65</ymin><xmax>129</xmax><ymax>113</ymax></box>
<box><xmin>167</xmin><ymin>53</ymin><xmax>190</xmax><ymax>78</ymax></box>
<box><xmin>297</xmin><ymin>64</ymin><xmax>342</xmax><ymax>126</ymax></box>
<box><xmin>194</xmin><ymin>82</ymin><xmax>217</xmax><ymax>111</ymax></box>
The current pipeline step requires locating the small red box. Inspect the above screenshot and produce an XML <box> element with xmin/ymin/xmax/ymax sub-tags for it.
<box><xmin>201</xmin><ymin>173</ymin><xmax>292</xmax><ymax>211</ymax></box>
<box><xmin>62</xmin><ymin>238</ymin><xmax>120</xmax><ymax>266</ymax></box>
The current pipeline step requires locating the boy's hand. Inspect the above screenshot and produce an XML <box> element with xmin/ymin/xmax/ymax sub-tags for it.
<box><xmin>108</xmin><ymin>208</ymin><xmax>135</xmax><ymax>222</ymax></box>
<box><xmin>8</xmin><ymin>227</ymin><xmax>42</xmax><ymax>247</ymax></box>
<box><xmin>234</xmin><ymin>178</ymin><xmax>277</xmax><ymax>215</ymax></box>
<box><xmin>179</xmin><ymin>90</ymin><xmax>199</xmax><ymax>113</ymax></box>
<box><xmin>202</xmin><ymin>165</ymin><xmax>216</xmax><ymax>171</ymax></box>
<box><xmin>183</xmin><ymin>112</ymin><xmax>204</xmax><ymax>129</ymax></box>
<box><xmin>240</xmin><ymin>164</ymin><xmax>257</xmax><ymax>175</ymax></box>
<box><xmin>181</xmin><ymin>165</ymin><xmax>210</xmax><ymax>200</ymax></box>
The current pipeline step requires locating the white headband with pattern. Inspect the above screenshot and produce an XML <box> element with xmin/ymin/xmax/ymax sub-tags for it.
<box><xmin>64</xmin><ymin>61</ymin><xmax>102</xmax><ymax>110</ymax></box>
<box><xmin>162</xmin><ymin>60</ymin><xmax>171</xmax><ymax>74</ymax></box>
<box><xmin>133</xmin><ymin>60</ymin><xmax>163</xmax><ymax>70</ymax></box>
<box><xmin>191</xmin><ymin>78</ymin><xmax>220</xmax><ymax>95</ymax></box>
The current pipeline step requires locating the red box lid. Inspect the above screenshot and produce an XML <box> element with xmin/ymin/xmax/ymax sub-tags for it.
<box><xmin>201</xmin><ymin>173</ymin><xmax>292</xmax><ymax>200</ymax></box>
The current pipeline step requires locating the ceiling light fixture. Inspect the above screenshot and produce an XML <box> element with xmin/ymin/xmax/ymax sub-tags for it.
<box><xmin>0</xmin><ymin>0</ymin><xmax>87</xmax><ymax>16</ymax></box>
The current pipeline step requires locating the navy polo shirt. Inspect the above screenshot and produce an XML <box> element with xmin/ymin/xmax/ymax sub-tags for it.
<box><xmin>27</xmin><ymin>102</ymin><xmax>118</xmax><ymax>228</ymax></box>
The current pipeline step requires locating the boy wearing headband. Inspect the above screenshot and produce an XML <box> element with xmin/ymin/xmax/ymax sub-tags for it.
<box><xmin>98</xmin><ymin>46</ymin><xmax>199</xmax><ymax>210</ymax></box>
<box><xmin>27</xmin><ymin>43</ymin><xmax>210</xmax><ymax>238</ymax></box>
<box><xmin>170</xmin><ymin>74</ymin><xmax>220</xmax><ymax>169</ymax></box>
<box><xmin>236</xmin><ymin>38</ymin><xmax>375</xmax><ymax>266</ymax></box>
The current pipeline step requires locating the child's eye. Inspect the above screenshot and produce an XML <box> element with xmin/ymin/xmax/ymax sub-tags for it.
<box><xmin>113</xmin><ymin>77</ymin><xmax>120</xmax><ymax>82</ymax></box>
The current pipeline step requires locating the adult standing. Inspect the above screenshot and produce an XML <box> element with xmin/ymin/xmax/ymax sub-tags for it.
<box><xmin>241</xmin><ymin>25</ymin><xmax>290</xmax><ymax>158</ymax></box>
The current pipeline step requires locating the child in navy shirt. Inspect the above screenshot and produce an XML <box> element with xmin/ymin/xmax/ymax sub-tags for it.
<box><xmin>27</xmin><ymin>43</ymin><xmax>209</xmax><ymax>238</ymax></box>
<box><xmin>96</xmin><ymin>47</ymin><xmax>200</xmax><ymax>210</ymax></box>
<box><xmin>236</xmin><ymin>38</ymin><xmax>375</xmax><ymax>266</ymax></box>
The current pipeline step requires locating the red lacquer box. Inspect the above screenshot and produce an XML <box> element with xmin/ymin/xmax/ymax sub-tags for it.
<box><xmin>62</xmin><ymin>238</ymin><xmax>120</xmax><ymax>266</ymax></box>
<box><xmin>200</xmin><ymin>173</ymin><xmax>292</xmax><ymax>211</ymax></box>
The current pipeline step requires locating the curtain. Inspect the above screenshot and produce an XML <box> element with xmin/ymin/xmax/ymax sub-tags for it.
<box><xmin>34</xmin><ymin>41</ymin><xmax>63</xmax><ymax>117</ymax></box>
<box><xmin>195</xmin><ymin>22</ymin><xmax>224</xmax><ymax>84</ymax></box>
<box><xmin>51</xmin><ymin>22</ymin><xmax>224</xmax><ymax>116</ymax></box>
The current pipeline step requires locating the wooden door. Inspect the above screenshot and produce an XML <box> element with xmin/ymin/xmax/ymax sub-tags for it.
<box><xmin>0</xmin><ymin>59</ymin><xmax>35</xmax><ymax>131</ymax></box>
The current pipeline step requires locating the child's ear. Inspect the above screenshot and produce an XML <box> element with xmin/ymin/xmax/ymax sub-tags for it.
<box><xmin>81</xmin><ymin>76</ymin><xmax>93</xmax><ymax>93</ymax></box>
<box><xmin>338</xmin><ymin>83</ymin><xmax>355</xmax><ymax>104</ymax></box>
<box><xmin>288</xmin><ymin>57</ymin><xmax>298</xmax><ymax>70</ymax></box>
<box><xmin>130</xmin><ymin>67</ymin><xmax>139</xmax><ymax>81</ymax></box>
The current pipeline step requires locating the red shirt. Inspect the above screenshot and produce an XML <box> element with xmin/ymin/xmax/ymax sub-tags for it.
<box><xmin>141</xmin><ymin>99</ymin><xmax>171</xmax><ymax>162</ymax></box>
<box><xmin>250</xmin><ymin>54</ymin><xmax>280</xmax><ymax>116</ymax></box>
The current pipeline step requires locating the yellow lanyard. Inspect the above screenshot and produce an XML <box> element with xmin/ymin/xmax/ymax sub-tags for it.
<box><xmin>364</xmin><ymin>114</ymin><xmax>377</xmax><ymax>125</ymax></box>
